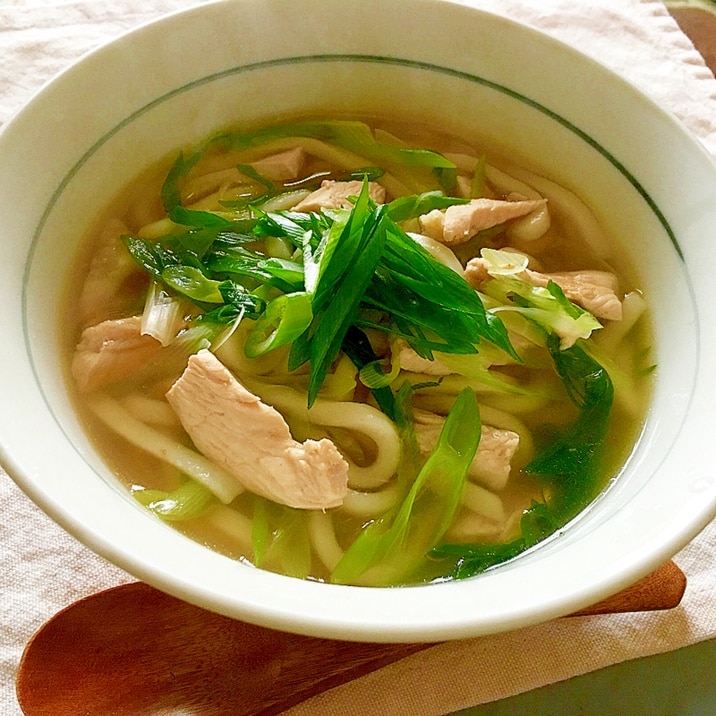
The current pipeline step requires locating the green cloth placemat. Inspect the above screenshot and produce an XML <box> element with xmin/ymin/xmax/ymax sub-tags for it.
<box><xmin>457</xmin><ymin>637</ymin><xmax>716</xmax><ymax>715</ymax></box>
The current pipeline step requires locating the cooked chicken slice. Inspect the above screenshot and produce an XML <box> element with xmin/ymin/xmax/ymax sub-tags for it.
<box><xmin>444</xmin><ymin>509</ymin><xmax>505</xmax><ymax>542</ymax></box>
<box><xmin>250</xmin><ymin>147</ymin><xmax>307</xmax><ymax>181</ymax></box>
<box><xmin>413</xmin><ymin>409</ymin><xmax>519</xmax><ymax>491</ymax></box>
<box><xmin>419</xmin><ymin>197</ymin><xmax>547</xmax><ymax>245</ymax></box>
<box><xmin>78</xmin><ymin>218</ymin><xmax>144</xmax><ymax>327</ymax></box>
<box><xmin>465</xmin><ymin>254</ymin><xmax>623</xmax><ymax>321</ymax></box>
<box><xmin>166</xmin><ymin>349</ymin><xmax>349</xmax><ymax>510</ymax></box>
<box><xmin>468</xmin><ymin>424</ymin><xmax>521</xmax><ymax>491</ymax></box>
<box><xmin>522</xmin><ymin>268</ymin><xmax>623</xmax><ymax>321</ymax></box>
<box><xmin>183</xmin><ymin>167</ymin><xmax>245</xmax><ymax>202</ymax></box>
<box><xmin>72</xmin><ymin>315</ymin><xmax>163</xmax><ymax>393</ymax></box>
<box><xmin>396</xmin><ymin>339</ymin><xmax>522</xmax><ymax>376</ymax></box>
<box><xmin>291</xmin><ymin>179</ymin><xmax>386</xmax><ymax>213</ymax></box>
<box><xmin>396</xmin><ymin>341</ymin><xmax>451</xmax><ymax>376</ymax></box>
<box><xmin>462</xmin><ymin>257</ymin><xmax>491</xmax><ymax>286</ymax></box>
<box><xmin>183</xmin><ymin>148</ymin><xmax>307</xmax><ymax>203</ymax></box>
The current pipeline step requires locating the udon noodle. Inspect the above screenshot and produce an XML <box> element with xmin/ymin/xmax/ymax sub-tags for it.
<box><xmin>65</xmin><ymin>118</ymin><xmax>653</xmax><ymax>586</ymax></box>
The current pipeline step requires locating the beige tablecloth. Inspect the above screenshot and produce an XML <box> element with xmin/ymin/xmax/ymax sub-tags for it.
<box><xmin>1</xmin><ymin>1</ymin><xmax>716</xmax><ymax>714</ymax></box>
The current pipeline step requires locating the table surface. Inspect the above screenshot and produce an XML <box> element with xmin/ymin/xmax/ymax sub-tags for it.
<box><xmin>459</xmin><ymin>636</ymin><xmax>716</xmax><ymax>715</ymax></box>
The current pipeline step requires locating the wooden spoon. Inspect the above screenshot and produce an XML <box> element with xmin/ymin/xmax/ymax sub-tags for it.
<box><xmin>16</xmin><ymin>560</ymin><xmax>686</xmax><ymax>716</ymax></box>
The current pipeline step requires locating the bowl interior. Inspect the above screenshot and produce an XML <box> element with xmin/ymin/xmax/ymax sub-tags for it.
<box><xmin>1</xmin><ymin>0</ymin><xmax>715</xmax><ymax>640</ymax></box>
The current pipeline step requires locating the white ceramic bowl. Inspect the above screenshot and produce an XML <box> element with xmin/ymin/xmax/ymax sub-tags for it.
<box><xmin>1</xmin><ymin>0</ymin><xmax>715</xmax><ymax>642</ymax></box>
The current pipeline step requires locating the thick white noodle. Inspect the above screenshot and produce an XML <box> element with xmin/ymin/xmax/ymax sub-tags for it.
<box><xmin>444</xmin><ymin>511</ymin><xmax>504</xmax><ymax>542</ymax></box>
<box><xmin>120</xmin><ymin>394</ymin><xmax>180</xmax><ymax>428</ymax></box>
<box><xmin>592</xmin><ymin>291</ymin><xmax>647</xmax><ymax>353</ymax></box>
<box><xmin>308</xmin><ymin>511</ymin><xmax>344</xmax><ymax>572</ymax></box>
<box><xmin>88</xmin><ymin>395</ymin><xmax>242</xmax><ymax>504</ymax></box>
<box><xmin>437</xmin><ymin>153</ymin><xmax>551</xmax><ymax>243</ymax></box>
<box><xmin>249</xmin><ymin>383</ymin><xmax>402</xmax><ymax>491</ymax></box>
<box><xmin>443</xmin><ymin>152</ymin><xmax>480</xmax><ymax>173</ymax></box>
<box><xmin>408</xmin><ymin>233</ymin><xmax>464</xmax><ymax>275</ymax></box>
<box><xmin>586</xmin><ymin>293</ymin><xmax>650</xmax><ymax>418</ymax></box>
<box><xmin>491</xmin><ymin>164</ymin><xmax>611</xmax><ymax>259</ymax></box>
<box><xmin>138</xmin><ymin>217</ymin><xmax>179</xmax><ymax>240</ymax></box>
<box><xmin>484</xmin><ymin>165</ymin><xmax>551</xmax><ymax>243</ymax></box>
<box><xmin>412</xmin><ymin>391</ymin><xmax>535</xmax><ymax>470</ymax></box>
<box><xmin>215</xmin><ymin>326</ymin><xmax>289</xmax><ymax>376</ymax></box>
<box><xmin>198</xmin><ymin>136</ymin><xmax>411</xmax><ymax>198</ymax></box>
<box><xmin>476</xmin><ymin>404</ymin><xmax>535</xmax><ymax>469</ymax></box>
<box><xmin>461</xmin><ymin>482</ymin><xmax>505</xmax><ymax>523</ymax></box>
<box><xmin>341</xmin><ymin>483</ymin><xmax>403</xmax><ymax>517</ymax></box>
<box><xmin>409</xmin><ymin>372</ymin><xmax>554</xmax><ymax>415</ymax></box>
<box><xmin>204</xmin><ymin>505</ymin><xmax>254</xmax><ymax>554</ymax></box>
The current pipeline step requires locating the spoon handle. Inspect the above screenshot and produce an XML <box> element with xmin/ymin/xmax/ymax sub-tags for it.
<box><xmin>570</xmin><ymin>559</ymin><xmax>686</xmax><ymax>616</ymax></box>
<box><xmin>16</xmin><ymin>561</ymin><xmax>686</xmax><ymax>716</ymax></box>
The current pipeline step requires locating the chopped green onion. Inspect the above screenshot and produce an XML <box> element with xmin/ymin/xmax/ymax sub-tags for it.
<box><xmin>479</xmin><ymin>248</ymin><xmax>602</xmax><ymax>348</ymax></box>
<box><xmin>331</xmin><ymin>387</ymin><xmax>481</xmax><ymax>585</ymax></box>
<box><xmin>161</xmin><ymin>265</ymin><xmax>225</xmax><ymax>303</ymax></box>
<box><xmin>133</xmin><ymin>479</ymin><xmax>216</xmax><ymax>522</ymax></box>
<box><xmin>140</xmin><ymin>281</ymin><xmax>185</xmax><ymax>346</ymax></box>
<box><xmin>341</xmin><ymin>326</ymin><xmax>397</xmax><ymax>420</ymax></box>
<box><xmin>431</xmin><ymin>336</ymin><xmax>614</xmax><ymax>578</ymax></box>
<box><xmin>237</xmin><ymin>163</ymin><xmax>276</xmax><ymax>196</ymax></box>
<box><xmin>169</xmin><ymin>206</ymin><xmax>232</xmax><ymax>228</ymax></box>
<box><xmin>471</xmin><ymin>155</ymin><xmax>487</xmax><ymax>198</ymax></box>
<box><xmin>386</xmin><ymin>190</ymin><xmax>467</xmax><ymax>223</ymax></box>
<box><xmin>358</xmin><ymin>357</ymin><xmax>400</xmax><ymax>389</ymax></box>
<box><xmin>244</xmin><ymin>291</ymin><xmax>313</xmax><ymax>358</ymax></box>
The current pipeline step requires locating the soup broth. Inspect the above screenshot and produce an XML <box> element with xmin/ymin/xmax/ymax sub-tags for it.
<box><xmin>65</xmin><ymin>117</ymin><xmax>653</xmax><ymax>586</ymax></box>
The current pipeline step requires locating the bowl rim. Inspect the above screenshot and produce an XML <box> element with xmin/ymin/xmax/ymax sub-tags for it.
<box><xmin>1</xmin><ymin>0</ymin><xmax>715</xmax><ymax>641</ymax></box>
